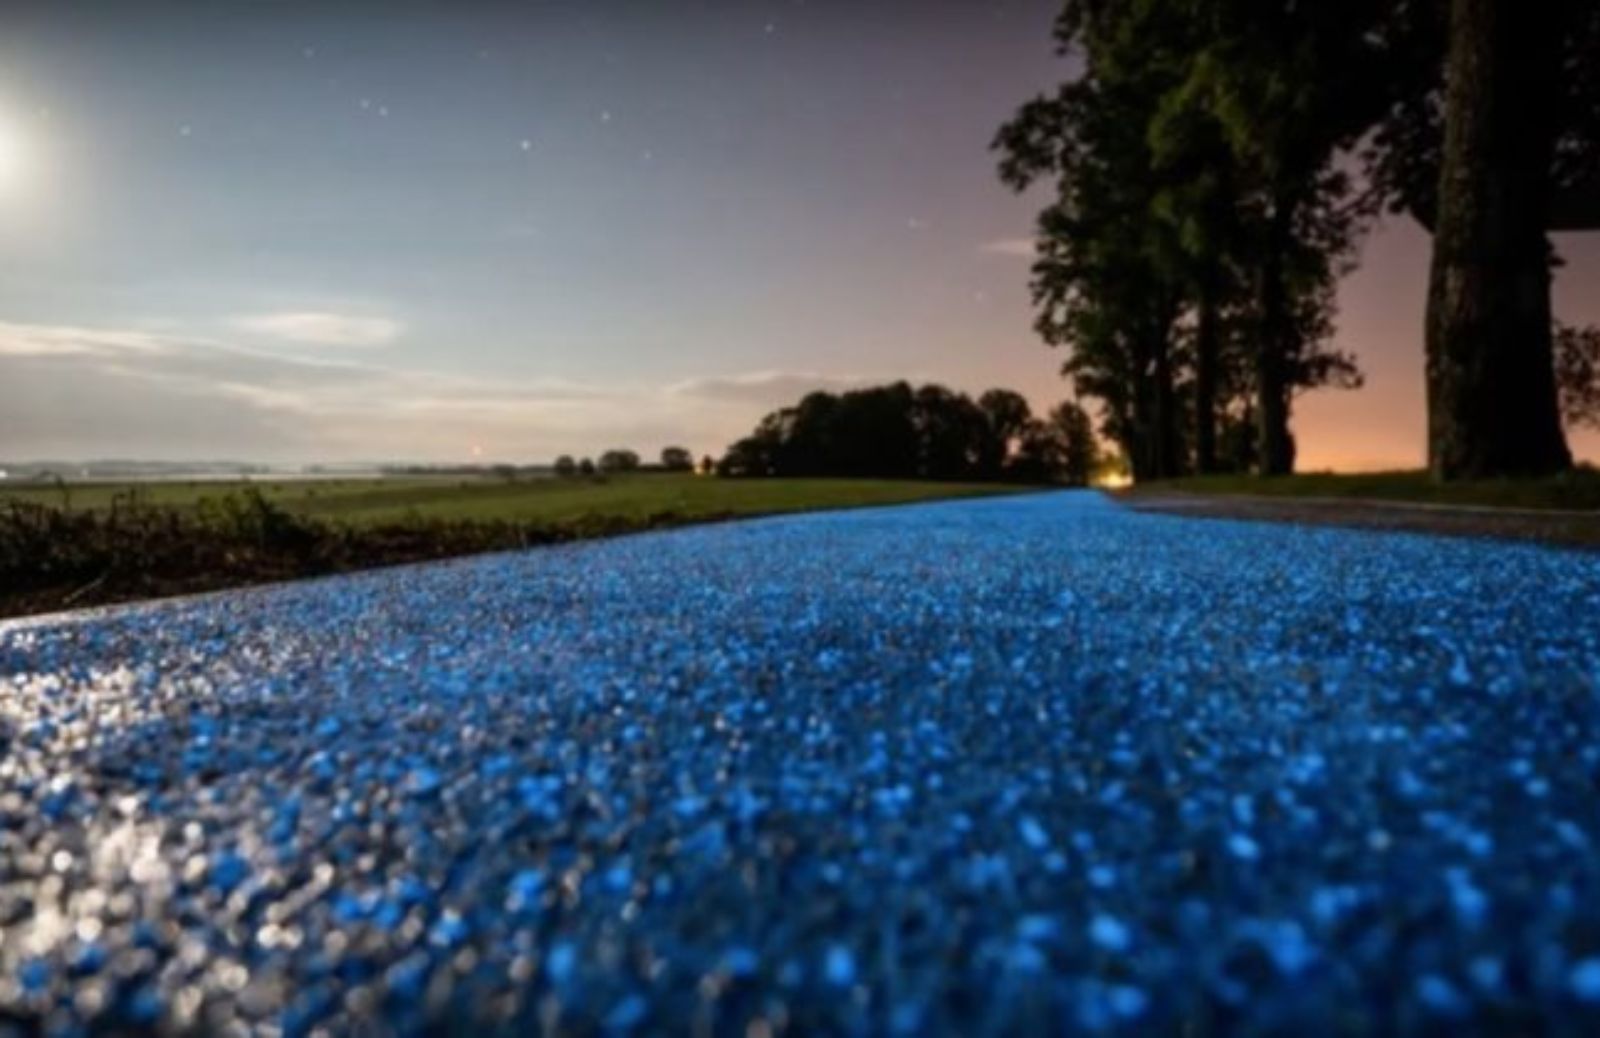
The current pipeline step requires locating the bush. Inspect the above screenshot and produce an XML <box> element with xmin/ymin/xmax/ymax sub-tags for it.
<box><xmin>0</xmin><ymin>491</ymin><xmax>744</xmax><ymax>618</ymax></box>
<box><xmin>599</xmin><ymin>449</ymin><xmax>641</xmax><ymax>473</ymax></box>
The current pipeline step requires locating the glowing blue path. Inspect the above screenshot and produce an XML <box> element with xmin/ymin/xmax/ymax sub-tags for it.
<box><xmin>4</xmin><ymin>491</ymin><xmax>1600</xmax><ymax>1033</ymax></box>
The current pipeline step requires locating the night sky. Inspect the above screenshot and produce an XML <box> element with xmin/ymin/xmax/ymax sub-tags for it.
<box><xmin>0</xmin><ymin>0</ymin><xmax>1595</xmax><ymax>468</ymax></box>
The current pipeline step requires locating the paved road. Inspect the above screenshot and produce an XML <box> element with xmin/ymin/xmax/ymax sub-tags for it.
<box><xmin>3</xmin><ymin>492</ymin><xmax>1600</xmax><ymax>1035</ymax></box>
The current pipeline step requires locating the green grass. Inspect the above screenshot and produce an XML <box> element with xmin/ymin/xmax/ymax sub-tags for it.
<box><xmin>0</xmin><ymin>475</ymin><xmax>1041</xmax><ymax>618</ymax></box>
<box><xmin>1135</xmin><ymin>469</ymin><xmax>1600</xmax><ymax>511</ymax></box>
<box><xmin>0</xmin><ymin>473</ymin><xmax>1031</xmax><ymax>524</ymax></box>
<box><xmin>0</xmin><ymin>477</ymin><xmax>452</xmax><ymax>514</ymax></box>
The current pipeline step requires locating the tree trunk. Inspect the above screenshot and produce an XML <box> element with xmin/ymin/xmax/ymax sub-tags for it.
<box><xmin>1128</xmin><ymin>385</ymin><xmax>1153</xmax><ymax>482</ymax></box>
<box><xmin>1425</xmin><ymin>0</ymin><xmax>1571</xmax><ymax>479</ymax></box>
<box><xmin>1256</xmin><ymin>200</ymin><xmax>1294</xmax><ymax>477</ymax></box>
<box><xmin>1128</xmin><ymin>333</ymin><xmax>1157</xmax><ymax>482</ymax></box>
<box><xmin>1153</xmin><ymin>335</ymin><xmax>1178</xmax><ymax>479</ymax></box>
<box><xmin>1194</xmin><ymin>266</ymin><xmax>1221</xmax><ymax>474</ymax></box>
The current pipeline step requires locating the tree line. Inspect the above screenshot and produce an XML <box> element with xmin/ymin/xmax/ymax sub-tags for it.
<box><xmin>995</xmin><ymin>0</ymin><xmax>1598</xmax><ymax>482</ymax></box>
<box><xmin>717</xmin><ymin>382</ymin><xmax>1100</xmax><ymax>485</ymax></box>
<box><xmin>552</xmin><ymin>447</ymin><xmax>700</xmax><ymax>477</ymax></box>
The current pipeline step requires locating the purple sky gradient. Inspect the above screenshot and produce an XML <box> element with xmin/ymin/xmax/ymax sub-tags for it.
<box><xmin>0</xmin><ymin>0</ymin><xmax>1593</xmax><ymax>467</ymax></box>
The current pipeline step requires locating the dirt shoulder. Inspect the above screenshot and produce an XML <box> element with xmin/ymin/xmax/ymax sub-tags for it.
<box><xmin>1116</xmin><ymin>490</ymin><xmax>1600</xmax><ymax>551</ymax></box>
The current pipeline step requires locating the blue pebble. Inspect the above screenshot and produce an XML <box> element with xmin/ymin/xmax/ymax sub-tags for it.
<box><xmin>208</xmin><ymin>851</ymin><xmax>251</xmax><ymax>894</ymax></box>
<box><xmin>604</xmin><ymin>994</ymin><xmax>647</xmax><ymax>1031</ymax></box>
<box><xmin>506</xmin><ymin>868</ymin><xmax>544</xmax><ymax>910</ymax></box>
<box><xmin>824</xmin><ymin>945</ymin><xmax>856</xmax><ymax>986</ymax></box>
<box><xmin>1089</xmin><ymin>914</ymin><xmax>1131</xmax><ymax>953</ymax></box>
<box><xmin>1417</xmin><ymin>974</ymin><xmax>1467</xmax><ymax>1016</ymax></box>
<box><xmin>1108</xmin><ymin>984</ymin><xmax>1148</xmax><ymax>1019</ymax></box>
<box><xmin>547</xmin><ymin>941</ymin><xmax>578</xmax><ymax>985</ymax></box>
<box><xmin>405</xmin><ymin>765</ymin><xmax>443</xmax><ymax>798</ymax></box>
<box><xmin>1571</xmin><ymin>958</ymin><xmax>1600</xmax><ymax>1003</ymax></box>
<box><xmin>722</xmin><ymin>946</ymin><xmax>761</xmax><ymax>978</ymax></box>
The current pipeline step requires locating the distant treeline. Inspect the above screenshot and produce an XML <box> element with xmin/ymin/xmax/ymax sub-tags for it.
<box><xmin>717</xmin><ymin>382</ymin><xmax>1098</xmax><ymax>485</ymax></box>
<box><xmin>551</xmin><ymin>447</ymin><xmax>699</xmax><ymax>477</ymax></box>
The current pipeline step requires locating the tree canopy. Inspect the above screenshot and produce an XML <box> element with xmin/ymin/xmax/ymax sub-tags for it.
<box><xmin>717</xmin><ymin>381</ymin><xmax>1098</xmax><ymax>485</ymax></box>
<box><xmin>998</xmin><ymin>0</ymin><xmax>1598</xmax><ymax>482</ymax></box>
<box><xmin>995</xmin><ymin>0</ymin><xmax>1377</xmax><ymax>480</ymax></box>
<box><xmin>598</xmin><ymin>450</ymin><xmax>640</xmax><ymax>474</ymax></box>
<box><xmin>659</xmin><ymin>447</ymin><xmax>695</xmax><ymax>472</ymax></box>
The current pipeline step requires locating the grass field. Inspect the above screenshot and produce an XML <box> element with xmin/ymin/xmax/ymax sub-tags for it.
<box><xmin>0</xmin><ymin>475</ymin><xmax>1037</xmax><ymax>618</ymax></box>
<box><xmin>0</xmin><ymin>473</ymin><xmax>1029</xmax><ymax>523</ymax></box>
<box><xmin>1134</xmin><ymin>469</ymin><xmax>1600</xmax><ymax>511</ymax></box>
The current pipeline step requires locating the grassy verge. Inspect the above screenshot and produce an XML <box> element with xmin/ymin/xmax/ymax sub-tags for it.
<box><xmin>1130</xmin><ymin>469</ymin><xmax>1600</xmax><ymax>511</ymax></box>
<box><xmin>0</xmin><ymin>475</ymin><xmax>1031</xmax><ymax>620</ymax></box>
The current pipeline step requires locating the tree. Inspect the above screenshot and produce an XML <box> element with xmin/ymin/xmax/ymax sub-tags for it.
<box><xmin>1001</xmin><ymin>401</ymin><xmax>1100</xmax><ymax>485</ymax></box>
<box><xmin>1369</xmin><ymin>0</ymin><xmax>1599</xmax><ymax>477</ymax></box>
<box><xmin>1422</xmin><ymin>0</ymin><xmax>1587</xmax><ymax>476</ymax></box>
<box><xmin>1047</xmin><ymin>400</ymin><xmax>1099</xmax><ymax>486</ymax></box>
<box><xmin>995</xmin><ymin>34</ymin><xmax>1187</xmax><ymax>482</ymax></box>
<box><xmin>660</xmin><ymin>446</ymin><xmax>694</xmax><ymax>472</ymax></box>
<box><xmin>913</xmin><ymin>384</ymin><xmax>990</xmax><ymax>480</ymax></box>
<box><xmin>716</xmin><ymin>381</ymin><xmax>1045</xmax><ymax>482</ymax></box>
<box><xmin>577</xmin><ymin>457</ymin><xmax>596</xmax><ymax>476</ymax></box>
<box><xmin>598</xmin><ymin>449</ymin><xmax>640</xmax><ymax>473</ymax></box>
<box><xmin>994</xmin><ymin>1</ymin><xmax>1373</xmax><ymax>481</ymax></box>
<box><xmin>976</xmin><ymin>389</ymin><xmax>1034</xmax><ymax>476</ymax></box>
<box><xmin>827</xmin><ymin>382</ymin><xmax>920</xmax><ymax>477</ymax></box>
<box><xmin>1167</xmin><ymin>0</ymin><xmax>1392</xmax><ymax>474</ymax></box>
<box><xmin>1556</xmin><ymin>323</ymin><xmax>1600</xmax><ymax>431</ymax></box>
<box><xmin>553</xmin><ymin>455</ymin><xmax>577</xmax><ymax>477</ymax></box>
<box><xmin>1007</xmin><ymin>419</ymin><xmax>1067</xmax><ymax>483</ymax></box>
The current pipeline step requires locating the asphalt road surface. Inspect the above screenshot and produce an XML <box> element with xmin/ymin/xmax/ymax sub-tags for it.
<box><xmin>3</xmin><ymin>492</ymin><xmax>1600</xmax><ymax>1035</ymax></box>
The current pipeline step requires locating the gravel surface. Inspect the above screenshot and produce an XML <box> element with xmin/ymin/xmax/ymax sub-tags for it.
<box><xmin>3</xmin><ymin>491</ymin><xmax>1600</xmax><ymax>1035</ymax></box>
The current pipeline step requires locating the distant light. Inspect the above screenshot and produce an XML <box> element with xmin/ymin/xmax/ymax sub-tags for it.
<box><xmin>0</xmin><ymin>111</ymin><xmax>33</xmax><ymax>194</ymax></box>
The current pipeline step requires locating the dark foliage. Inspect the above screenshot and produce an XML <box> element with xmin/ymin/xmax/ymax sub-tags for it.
<box><xmin>1556</xmin><ymin>323</ymin><xmax>1600</xmax><ymax>431</ymax></box>
<box><xmin>0</xmin><ymin>490</ymin><xmax>732</xmax><ymax>619</ymax></box>
<box><xmin>993</xmin><ymin>0</ymin><xmax>1376</xmax><ymax>481</ymax></box>
<box><xmin>718</xmin><ymin>381</ymin><xmax>1094</xmax><ymax>485</ymax></box>
<box><xmin>598</xmin><ymin>449</ymin><xmax>641</xmax><ymax>473</ymax></box>
<box><xmin>659</xmin><ymin>446</ymin><xmax>695</xmax><ymax>472</ymax></box>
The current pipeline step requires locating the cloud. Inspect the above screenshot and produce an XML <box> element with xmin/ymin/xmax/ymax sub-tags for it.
<box><xmin>231</xmin><ymin>311</ymin><xmax>403</xmax><ymax>348</ymax></box>
<box><xmin>980</xmin><ymin>237</ymin><xmax>1037</xmax><ymax>259</ymax></box>
<box><xmin>667</xmin><ymin>370</ymin><xmax>878</xmax><ymax>405</ymax></box>
<box><xmin>0</xmin><ymin>321</ymin><xmax>174</xmax><ymax>358</ymax></box>
<box><xmin>0</xmin><ymin>320</ymin><xmax>885</xmax><ymax>462</ymax></box>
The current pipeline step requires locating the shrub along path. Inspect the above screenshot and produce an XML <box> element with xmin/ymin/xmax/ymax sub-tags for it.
<box><xmin>3</xmin><ymin>492</ymin><xmax>1600</xmax><ymax>1033</ymax></box>
<box><xmin>0</xmin><ymin>475</ymin><xmax>1027</xmax><ymax>618</ymax></box>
